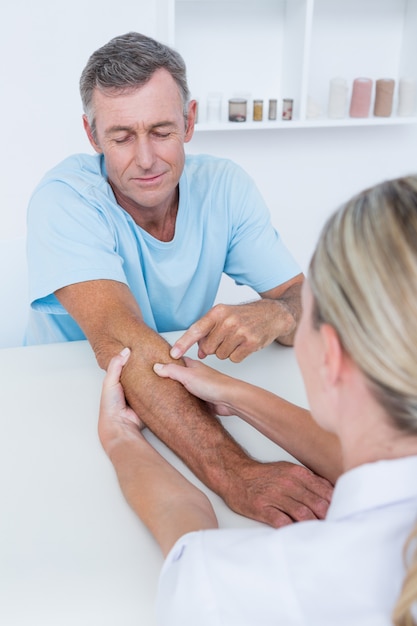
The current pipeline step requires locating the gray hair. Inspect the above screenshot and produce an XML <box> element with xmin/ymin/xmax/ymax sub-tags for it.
<box><xmin>79</xmin><ymin>31</ymin><xmax>190</xmax><ymax>139</ymax></box>
<box><xmin>309</xmin><ymin>175</ymin><xmax>417</xmax><ymax>435</ymax></box>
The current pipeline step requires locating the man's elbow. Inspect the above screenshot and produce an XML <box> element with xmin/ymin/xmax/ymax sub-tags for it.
<box><xmin>91</xmin><ymin>337</ymin><xmax>127</xmax><ymax>370</ymax></box>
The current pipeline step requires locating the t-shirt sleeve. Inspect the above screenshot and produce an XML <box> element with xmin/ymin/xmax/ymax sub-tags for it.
<box><xmin>223</xmin><ymin>164</ymin><xmax>301</xmax><ymax>293</ymax></box>
<box><xmin>27</xmin><ymin>180</ymin><xmax>128</xmax><ymax>314</ymax></box>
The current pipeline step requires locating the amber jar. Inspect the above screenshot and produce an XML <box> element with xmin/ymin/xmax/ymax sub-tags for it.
<box><xmin>253</xmin><ymin>99</ymin><xmax>263</xmax><ymax>121</ymax></box>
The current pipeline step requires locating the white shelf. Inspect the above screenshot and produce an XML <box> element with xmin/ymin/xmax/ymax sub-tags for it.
<box><xmin>195</xmin><ymin>116</ymin><xmax>417</xmax><ymax>131</ymax></box>
<box><xmin>156</xmin><ymin>0</ymin><xmax>417</xmax><ymax>130</ymax></box>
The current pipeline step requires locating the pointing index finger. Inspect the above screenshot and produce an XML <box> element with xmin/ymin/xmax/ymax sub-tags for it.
<box><xmin>170</xmin><ymin>320</ymin><xmax>212</xmax><ymax>359</ymax></box>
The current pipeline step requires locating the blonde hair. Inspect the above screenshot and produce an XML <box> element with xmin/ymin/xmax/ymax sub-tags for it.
<box><xmin>308</xmin><ymin>175</ymin><xmax>417</xmax><ymax>625</ymax></box>
<box><xmin>393</xmin><ymin>525</ymin><xmax>417</xmax><ymax>626</ymax></box>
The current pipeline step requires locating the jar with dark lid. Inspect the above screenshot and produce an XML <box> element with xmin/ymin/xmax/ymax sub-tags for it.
<box><xmin>268</xmin><ymin>99</ymin><xmax>277</xmax><ymax>120</ymax></box>
<box><xmin>253</xmin><ymin>99</ymin><xmax>263</xmax><ymax>121</ymax></box>
<box><xmin>282</xmin><ymin>98</ymin><xmax>293</xmax><ymax>120</ymax></box>
<box><xmin>228</xmin><ymin>98</ymin><xmax>247</xmax><ymax>122</ymax></box>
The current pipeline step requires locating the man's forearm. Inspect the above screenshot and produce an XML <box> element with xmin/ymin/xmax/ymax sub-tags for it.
<box><xmin>118</xmin><ymin>328</ymin><xmax>255</xmax><ymax>501</ymax></box>
<box><xmin>55</xmin><ymin>279</ymin><xmax>253</xmax><ymax>509</ymax></box>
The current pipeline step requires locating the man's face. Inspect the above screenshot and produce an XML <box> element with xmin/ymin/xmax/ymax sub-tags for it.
<box><xmin>84</xmin><ymin>68</ymin><xmax>195</xmax><ymax>214</ymax></box>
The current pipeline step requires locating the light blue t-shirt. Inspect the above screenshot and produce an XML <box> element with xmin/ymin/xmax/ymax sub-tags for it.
<box><xmin>25</xmin><ymin>153</ymin><xmax>300</xmax><ymax>344</ymax></box>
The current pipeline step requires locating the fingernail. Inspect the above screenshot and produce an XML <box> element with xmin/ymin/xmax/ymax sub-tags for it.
<box><xmin>120</xmin><ymin>347</ymin><xmax>130</xmax><ymax>357</ymax></box>
<box><xmin>153</xmin><ymin>363</ymin><xmax>163</xmax><ymax>372</ymax></box>
<box><xmin>170</xmin><ymin>347</ymin><xmax>180</xmax><ymax>359</ymax></box>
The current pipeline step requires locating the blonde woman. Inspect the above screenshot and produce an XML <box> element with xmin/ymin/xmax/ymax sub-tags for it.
<box><xmin>99</xmin><ymin>176</ymin><xmax>417</xmax><ymax>624</ymax></box>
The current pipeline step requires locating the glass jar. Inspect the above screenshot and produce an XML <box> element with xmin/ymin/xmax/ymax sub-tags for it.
<box><xmin>268</xmin><ymin>99</ymin><xmax>277</xmax><ymax>120</ymax></box>
<box><xmin>206</xmin><ymin>93</ymin><xmax>222</xmax><ymax>123</ymax></box>
<box><xmin>282</xmin><ymin>98</ymin><xmax>293</xmax><ymax>120</ymax></box>
<box><xmin>253</xmin><ymin>99</ymin><xmax>263</xmax><ymax>121</ymax></box>
<box><xmin>228</xmin><ymin>98</ymin><xmax>247</xmax><ymax>122</ymax></box>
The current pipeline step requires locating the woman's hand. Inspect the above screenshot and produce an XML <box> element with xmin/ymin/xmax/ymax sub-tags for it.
<box><xmin>153</xmin><ymin>356</ymin><xmax>236</xmax><ymax>417</ymax></box>
<box><xmin>98</xmin><ymin>348</ymin><xmax>145</xmax><ymax>457</ymax></box>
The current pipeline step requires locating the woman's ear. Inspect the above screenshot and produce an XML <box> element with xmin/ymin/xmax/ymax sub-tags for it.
<box><xmin>82</xmin><ymin>115</ymin><xmax>102</xmax><ymax>153</ymax></box>
<box><xmin>319</xmin><ymin>323</ymin><xmax>344</xmax><ymax>387</ymax></box>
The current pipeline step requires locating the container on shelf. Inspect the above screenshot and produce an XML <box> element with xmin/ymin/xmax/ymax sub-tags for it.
<box><xmin>374</xmin><ymin>79</ymin><xmax>395</xmax><ymax>117</ymax></box>
<box><xmin>268</xmin><ymin>99</ymin><xmax>277</xmax><ymax>121</ymax></box>
<box><xmin>349</xmin><ymin>78</ymin><xmax>373</xmax><ymax>118</ymax></box>
<box><xmin>228</xmin><ymin>98</ymin><xmax>247</xmax><ymax>122</ymax></box>
<box><xmin>253</xmin><ymin>100</ymin><xmax>263</xmax><ymax>121</ymax></box>
<box><xmin>206</xmin><ymin>93</ymin><xmax>222</xmax><ymax>123</ymax></box>
<box><xmin>398</xmin><ymin>78</ymin><xmax>417</xmax><ymax>117</ymax></box>
<box><xmin>328</xmin><ymin>77</ymin><xmax>348</xmax><ymax>119</ymax></box>
<box><xmin>282</xmin><ymin>98</ymin><xmax>293</xmax><ymax>120</ymax></box>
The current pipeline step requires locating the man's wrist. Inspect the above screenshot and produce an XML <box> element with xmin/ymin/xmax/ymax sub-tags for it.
<box><xmin>202</xmin><ymin>438</ymin><xmax>256</xmax><ymax>504</ymax></box>
<box><xmin>258</xmin><ymin>297</ymin><xmax>296</xmax><ymax>342</ymax></box>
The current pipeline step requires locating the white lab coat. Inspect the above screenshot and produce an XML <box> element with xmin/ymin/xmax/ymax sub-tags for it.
<box><xmin>157</xmin><ymin>456</ymin><xmax>417</xmax><ymax>625</ymax></box>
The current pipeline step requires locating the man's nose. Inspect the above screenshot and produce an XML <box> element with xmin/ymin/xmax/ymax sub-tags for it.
<box><xmin>134</xmin><ymin>138</ymin><xmax>155</xmax><ymax>170</ymax></box>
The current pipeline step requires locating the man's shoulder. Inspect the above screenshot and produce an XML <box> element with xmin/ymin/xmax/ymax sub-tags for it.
<box><xmin>36</xmin><ymin>153</ymin><xmax>105</xmax><ymax>192</ymax></box>
<box><xmin>184</xmin><ymin>153</ymin><xmax>242</xmax><ymax>176</ymax></box>
<box><xmin>183</xmin><ymin>154</ymin><xmax>249</xmax><ymax>190</ymax></box>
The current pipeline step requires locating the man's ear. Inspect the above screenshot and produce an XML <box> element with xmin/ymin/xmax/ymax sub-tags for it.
<box><xmin>82</xmin><ymin>115</ymin><xmax>102</xmax><ymax>153</ymax></box>
<box><xmin>184</xmin><ymin>100</ymin><xmax>197</xmax><ymax>143</ymax></box>
<box><xmin>319</xmin><ymin>323</ymin><xmax>344</xmax><ymax>387</ymax></box>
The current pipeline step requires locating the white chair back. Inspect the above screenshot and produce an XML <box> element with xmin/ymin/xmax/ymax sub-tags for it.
<box><xmin>0</xmin><ymin>236</ymin><xmax>29</xmax><ymax>348</ymax></box>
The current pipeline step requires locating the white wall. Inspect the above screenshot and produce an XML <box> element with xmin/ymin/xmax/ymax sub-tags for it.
<box><xmin>2</xmin><ymin>1</ymin><xmax>416</xmax><ymax>296</ymax></box>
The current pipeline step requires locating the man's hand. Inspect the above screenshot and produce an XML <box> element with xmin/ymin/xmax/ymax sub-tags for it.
<box><xmin>98</xmin><ymin>348</ymin><xmax>145</xmax><ymax>458</ymax></box>
<box><xmin>170</xmin><ymin>276</ymin><xmax>303</xmax><ymax>362</ymax></box>
<box><xmin>170</xmin><ymin>299</ymin><xmax>295</xmax><ymax>363</ymax></box>
<box><xmin>226</xmin><ymin>460</ymin><xmax>333</xmax><ymax>528</ymax></box>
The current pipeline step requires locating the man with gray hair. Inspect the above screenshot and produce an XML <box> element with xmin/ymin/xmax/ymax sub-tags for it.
<box><xmin>26</xmin><ymin>32</ymin><xmax>333</xmax><ymax>526</ymax></box>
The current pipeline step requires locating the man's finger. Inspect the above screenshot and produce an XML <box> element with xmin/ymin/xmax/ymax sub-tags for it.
<box><xmin>170</xmin><ymin>319</ymin><xmax>213</xmax><ymax>359</ymax></box>
<box><xmin>260</xmin><ymin>508</ymin><xmax>293</xmax><ymax>529</ymax></box>
<box><xmin>263</xmin><ymin>498</ymin><xmax>323</xmax><ymax>529</ymax></box>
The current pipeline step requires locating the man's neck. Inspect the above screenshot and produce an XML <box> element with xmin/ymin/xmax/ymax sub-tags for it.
<box><xmin>111</xmin><ymin>183</ymin><xmax>179</xmax><ymax>242</ymax></box>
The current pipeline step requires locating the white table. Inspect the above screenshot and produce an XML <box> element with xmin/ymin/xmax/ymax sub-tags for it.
<box><xmin>0</xmin><ymin>334</ymin><xmax>307</xmax><ymax>626</ymax></box>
